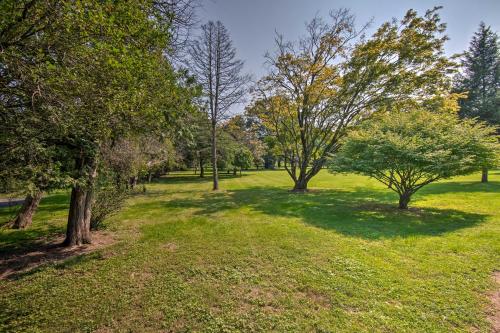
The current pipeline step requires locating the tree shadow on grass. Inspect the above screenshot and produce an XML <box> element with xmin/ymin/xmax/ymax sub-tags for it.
<box><xmin>0</xmin><ymin>193</ymin><xmax>69</xmax><ymax>255</ymax></box>
<box><xmin>156</xmin><ymin>172</ymin><xmax>250</xmax><ymax>185</ymax></box>
<box><xmin>418</xmin><ymin>180</ymin><xmax>500</xmax><ymax>195</ymax></box>
<box><xmin>153</xmin><ymin>186</ymin><xmax>489</xmax><ymax>240</ymax></box>
<box><xmin>0</xmin><ymin>231</ymin><xmax>114</xmax><ymax>280</ymax></box>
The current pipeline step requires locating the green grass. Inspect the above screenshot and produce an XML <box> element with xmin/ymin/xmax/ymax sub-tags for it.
<box><xmin>0</xmin><ymin>170</ymin><xmax>499</xmax><ymax>332</ymax></box>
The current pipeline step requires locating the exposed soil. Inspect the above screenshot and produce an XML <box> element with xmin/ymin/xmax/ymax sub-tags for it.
<box><xmin>488</xmin><ymin>271</ymin><xmax>500</xmax><ymax>332</ymax></box>
<box><xmin>0</xmin><ymin>231</ymin><xmax>115</xmax><ymax>280</ymax></box>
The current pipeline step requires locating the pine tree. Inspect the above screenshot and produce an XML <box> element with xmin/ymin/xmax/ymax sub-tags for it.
<box><xmin>456</xmin><ymin>23</ymin><xmax>500</xmax><ymax>182</ymax></box>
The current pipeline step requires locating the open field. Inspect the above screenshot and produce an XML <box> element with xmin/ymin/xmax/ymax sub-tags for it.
<box><xmin>1</xmin><ymin>170</ymin><xmax>499</xmax><ymax>332</ymax></box>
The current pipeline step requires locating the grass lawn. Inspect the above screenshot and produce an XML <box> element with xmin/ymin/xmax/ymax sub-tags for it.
<box><xmin>0</xmin><ymin>170</ymin><xmax>499</xmax><ymax>332</ymax></box>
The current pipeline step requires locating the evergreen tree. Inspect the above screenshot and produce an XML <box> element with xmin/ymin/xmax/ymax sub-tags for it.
<box><xmin>455</xmin><ymin>22</ymin><xmax>500</xmax><ymax>182</ymax></box>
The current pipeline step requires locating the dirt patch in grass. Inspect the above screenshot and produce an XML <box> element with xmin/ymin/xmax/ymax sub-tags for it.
<box><xmin>296</xmin><ymin>288</ymin><xmax>331</xmax><ymax>309</ymax></box>
<box><xmin>162</xmin><ymin>242</ymin><xmax>178</xmax><ymax>252</ymax></box>
<box><xmin>0</xmin><ymin>231</ymin><xmax>115</xmax><ymax>280</ymax></box>
<box><xmin>488</xmin><ymin>271</ymin><xmax>500</xmax><ymax>332</ymax></box>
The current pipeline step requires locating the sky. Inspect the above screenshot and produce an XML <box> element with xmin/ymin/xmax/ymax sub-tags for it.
<box><xmin>195</xmin><ymin>0</ymin><xmax>500</xmax><ymax>113</ymax></box>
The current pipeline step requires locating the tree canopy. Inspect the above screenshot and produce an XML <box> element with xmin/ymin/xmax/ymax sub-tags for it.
<box><xmin>328</xmin><ymin>109</ymin><xmax>498</xmax><ymax>208</ymax></box>
<box><xmin>254</xmin><ymin>7</ymin><xmax>457</xmax><ymax>191</ymax></box>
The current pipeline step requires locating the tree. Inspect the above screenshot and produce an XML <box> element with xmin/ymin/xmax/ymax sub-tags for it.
<box><xmin>255</xmin><ymin>8</ymin><xmax>456</xmax><ymax>191</ymax></box>
<box><xmin>0</xmin><ymin>1</ymin><xmax>194</xmax><ymax>245</ymax></box>
<box><xmin>0</xmin><ymin>0</ymin><xmax>70</xmax><ymax>229</ymax></box>
<box><xmin>233</xmin><ymin>147</ymin><xmax>253</xmax><ymax>175</ymax></box>
<box><xmin>328</xmin><ymin>110</ymin><xmax>498</xmax><ymax>209</ymax></box>
<box><xmin>224</xmin><ymin>115</ymin><xmax>265</xmax><ymax>169</ymax></box>
<box><xmin>189</xmin><ymin>21</ymin><xmax>250</xmax><ymax>190</ymax></box>
<box><xmin>455</xmin><ymin>22</ymin><xmax>500</xmax><ymax>182</ymax></box>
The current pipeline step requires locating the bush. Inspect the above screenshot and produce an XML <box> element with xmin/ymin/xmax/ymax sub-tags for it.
<box><xmin>90</xmin><ymin>178</ymin><xmax>128</xmax><ymax>230</ymax></box>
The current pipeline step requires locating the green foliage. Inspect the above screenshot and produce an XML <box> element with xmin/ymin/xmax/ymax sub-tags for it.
<box><xmin>256</xmin><ymin>7</ymin><xmax>457</xmax><ymax>189</ymax></box>
<box><xmin>90</xmin><ymin>173</ymin><xmax>128</xmax><ymax>231</ymax></box>
<box><xmin>455</xmin><ymin>22</ymin><xmax>500</xmax><ymax>126</ymax></box>
<box><xmin>328</xmin><ymin>110</ymin><xmax>498</xmax><ymax>208</ymax></box>
<box><xmin>233</xmin><ymin>147</ymin><xmax>253</xmax><ymax>172</ymax></box>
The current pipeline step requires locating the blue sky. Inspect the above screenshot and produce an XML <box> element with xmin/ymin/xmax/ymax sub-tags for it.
<box><xmin>196</xmin><ymin>0</ymin><xmax>500</xmax><ymax>113</ymax></box>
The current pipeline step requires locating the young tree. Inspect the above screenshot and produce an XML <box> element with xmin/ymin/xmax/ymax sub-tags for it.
<box><xmin>256</xmin><ymin>8</ymin><xmax>456</xmax><ymax>191</ymax></box>
<box><xmin>189</xmin><ymin>21</ymin><xmax>250</xmax><ymax>190</ymax></box>
<box><xmin>455</xmin><ymin>22</ymin><xmax>500</xmax><ymax>182</ymax></box>
<box><xmin>328</xmin><ymin>110</ymin><xmax>498</xmax><ymax>209</ymax></box>
<box><xmin>233</xmin><ymin>148</ymin><xmax>253</xmax><ymax>175</ymax></box>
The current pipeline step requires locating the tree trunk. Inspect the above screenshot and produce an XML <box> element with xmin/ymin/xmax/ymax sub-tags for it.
<box><xmin>292</xmin><ymin>177</ymin><xmax>309</xmax><ymax>192</ymax></box>
<box><xmin>63</xmin><ymin>157</ymin><xmax>97</xmax><ymax>246</ymax></box>
<box><xmin>64</xmin><ymin>184</ymin><xmax>92</xmax><ymax>246</ymax></box>
<box><xmin>233</xmin><ymin>168</ymin><xmax>237</xmax><ymax>176</ymax></box>
<box><xmin>11</xmin><ymin>191</ymin><xmax>43</xmax><ymax>229</ymax></box>
<box><xmin>129</xmin><ymin>176</ymin><xmax>137</xmax><ymax>189</ymax></box>
<box><xmin>200</xmin><ymin>158</ymin><xmax>205</xmax><ymax>178</ymax></box>
<box><xmin>398</xmin><ymin>192</ymin><xmax>411</xmax><ymax>209</ymax></box>
<box><xmin>481</xmin><ymin>167</ymin><xmax>488</xmax><ymax>183</ymax></box>
<box><xmin>211</xmin><ymin>124</ymin><xmax>219</xmax><ymax>190</ymax></box>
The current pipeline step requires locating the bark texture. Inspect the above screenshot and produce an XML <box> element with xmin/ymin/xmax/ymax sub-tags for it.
<box><xmin>11</xmin><ymin>191</ymin><xmax>43</xmax><ymax>229</ymax></box>
<box><xmin>64</xmin><ymin>185</ymin><xmax>92</xmax><ymax>246</ymax></box>
<box><xmin>63</xmin><ymin>157</ymin><xmax>97</xmax><ymax>246</ymax></box>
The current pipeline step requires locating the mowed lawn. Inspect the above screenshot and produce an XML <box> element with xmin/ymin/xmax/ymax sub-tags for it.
<box><xmin>0</xmin><ymin>170</ymin><xmax>499</xmax><ymax>332</ymax></box>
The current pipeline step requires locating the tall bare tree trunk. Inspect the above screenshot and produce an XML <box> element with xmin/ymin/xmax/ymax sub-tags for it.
<box><xmin>11</xmin><ymin>191</ymin><xmax>43</xmax><ymax>229</ymax></box>
<box><xmin>211</xmin><ymin>123</ymin><xmax>219</xmax><ymax>190</ymax></box>
<box><xmin>481</xmin><ymin>167</ymin><xmax>488</xmax><ymax>183</ymax></box>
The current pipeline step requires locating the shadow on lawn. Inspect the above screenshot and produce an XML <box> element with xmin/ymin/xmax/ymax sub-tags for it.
<box><xmin>0</xmin><ymin>193</ymin><xmax>69</xmax><ymax>255</ymax></box>
<box><xmin>156</xmin><ymin>172</ymin><xmax>249</xmax><ymax>185</ymax></box>
<box><xmin>155</xmin><ymin>186</ymin><xmax>489</xmax><ymax>240</ymax></box>
<box><xmin>419</xmin><ymin>180</ymin><xmax>500</xmax><ymax>195</ymax></box>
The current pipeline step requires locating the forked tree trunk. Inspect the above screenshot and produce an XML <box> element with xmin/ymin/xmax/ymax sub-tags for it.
<box><xmin>11</xmin><ymin>191</ymin><xmax>43</xmax><ymax>229</ymax></box>
<box><xmin>398</xmin><ymin>192</ymin><xmax>411</xmax><ymax>209</ymax></box>
<box><xmin>129</xmin><ymin>176</ymin><xmax>137</xmax><ymax>189</ymax></box>
<box><xmin>211</xmin><ymin>124</ymin><xmax>219</xmax><ymax>190</ymax></box>
<box><xmin>481</xmin><ymin>167</ymin><xmax>488</xmax><ymax>183</ymax></box>
<box><xmin>292</xmin><ymin>177</ymin><xmax>309</xmax><ymax>192</ymax></box>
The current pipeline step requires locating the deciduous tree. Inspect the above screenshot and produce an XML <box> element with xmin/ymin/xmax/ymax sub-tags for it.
<box><xmin>328</xmin><ymin>110</ymin><xmax>498</xmax><ymax>209</ymax></box>
<box><xmin>256</xmin><ymin>7</ymin><xmax>456</xmax><ymax>191</ymax></box>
